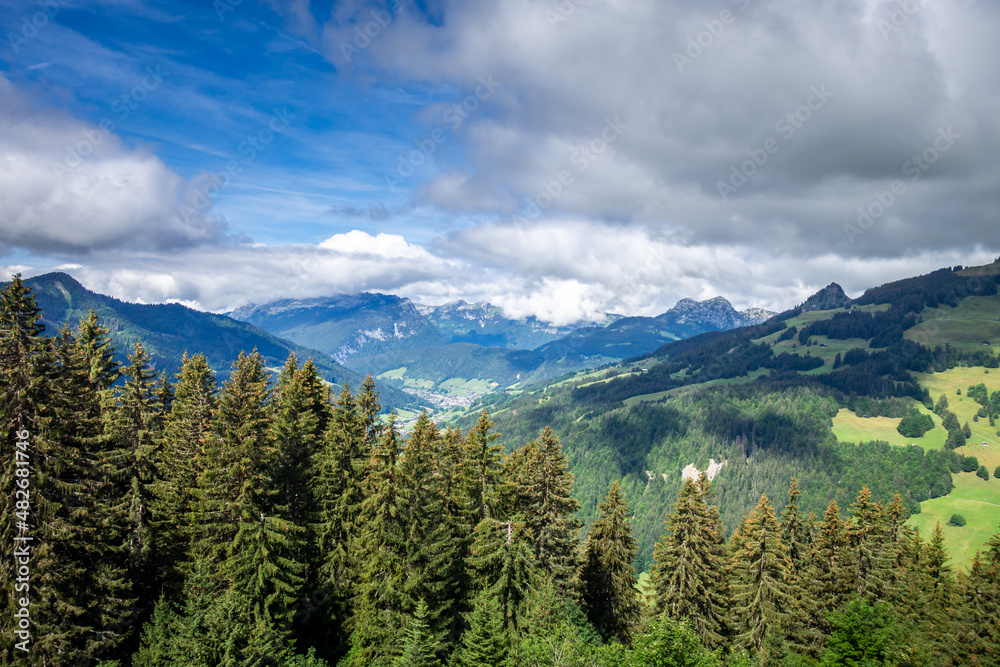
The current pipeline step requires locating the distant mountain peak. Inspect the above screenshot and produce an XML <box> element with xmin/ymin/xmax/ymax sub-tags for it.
<box><xmin>800</xmin><ymin>283</ymin><xmax>851</xmax><ymax>312</ymax></box>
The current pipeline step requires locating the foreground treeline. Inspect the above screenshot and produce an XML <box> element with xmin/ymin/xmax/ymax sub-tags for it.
<box><xmin>2</xmin><ymin>276</ymin><xmax>1000</xmax><ymax>667</ymax></box>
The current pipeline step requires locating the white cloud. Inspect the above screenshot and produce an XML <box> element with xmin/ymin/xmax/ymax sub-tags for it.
<box><xmin>0</xmin><ymin>74</ymin><xmax>228</xmax><ymax>255</ymax></box>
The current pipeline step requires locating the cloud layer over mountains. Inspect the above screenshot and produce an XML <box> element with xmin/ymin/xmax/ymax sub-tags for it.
<box><xmin>2</xmin><ymin>0</ymin><xmax>998</xmax><ymax>323</ymax></box>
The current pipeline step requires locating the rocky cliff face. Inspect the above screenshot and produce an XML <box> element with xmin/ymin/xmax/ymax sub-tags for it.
<box><xmin>799</xmin><ymin>283</ymin><xmax>852</xmax><ymax>312</ymax></box>
<box><xmin>658</xmin><ymin>296</ymin><xmax>774</xmax><ymax>330</ymax></box>
<box><xmin>231</xmin><ymin>293</ymin><xmax>445</xmax><ymax>364</ymax></box>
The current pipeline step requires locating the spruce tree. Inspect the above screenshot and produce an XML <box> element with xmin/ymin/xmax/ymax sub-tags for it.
<box><xmin>394</xmin><ymin>598</ymin><xmax>440</xmax><ymax>667</ymax></box>
<box><xmin>458</xmin><ymin>589</ymin><xmax>509</xmax><ymax>667</ymax></box>
<box><xmin>951</xmin><ymin>532</ymin><xmax>1000</xmax><ymax>664</ymax></box>
<box><xmin>579</xmin><ymin>480</ymin><xmax>641</xmax><ymax>643</ymax></box>
<box><xmin>357</xmin><ymin>372</ymin><xmax>384</xmax><ymax>447</ymax></box>
<box><xmin>800</xmin><ymin>500</ymin><xmax>855</xmax><ymax>655</ymax></box>
<box><xmin>649</xmin><ymin>474</ymin><xmax>728</xmax><ymax>648</ymax></box>
<box><xmin>434</xmin><ymin>426</ymin><xmax>478</xmax><ymax>642</ymax></box>
<box><xmin>402</xmin><ymin>413</ymin><xmax>464</xmax><ymax>643</ymax></box>
<box><xmin>271</xmin><ymin>354</ymin><xmax>330</xmax><ymax>530</ymax></box>
<box><xmin>730</xmin><ymin>494</ymin><xmax>793</xmax><ymax>655</ymax></box>
<box><xmin>849</xmin><ymin>487</ymin><xmax>893</xmax><ymax>601</ymax></box>
<box><xmin>501</xmin><ymin>427</ymin><xmax>581</xmax><ymax>593</ymax></box>
<box><xmin>348</xmin><ymin>416</ymin><xmax>410</xmax><ymax>666</ymax></box>
<box><xmin>465</xmin><ymin>410</ymin><xmax>503</xmax><ymax>521</ymax></box>
<box><xmin>917</xmin><ymin>522</ymin><xmax>955</xmax><ymax>653</ymax></box>
<box><xmin>0</xmin><ymin>275</ymin><xmax>50</xmax><ymax>659</ymax></box>
<box><xmin>269</xmin><ymin>354</ymin><xmax>332</xmax><ymax>653</ymax></box>
<box><xmin>151</xmin><ymin>352</ymin><xmax>217</xmax><ymax>592</ymax></box>
<box><xmin>74</xmin><ymin>314</ymin><xmax>142</xmax><ymax>660</ymax></box>
<box><xmin>779</xmin><ymin>479</ymin><xmax>811</xmax><ymax>577</ymax></box>
<box><xmin>315</xmin><ymin>383</ymin><xmax>367</xmax><ymax>602</ymax></box>
<box><xmin>215</xmin><ymin>350</ymin><xmax>305</xmax><ymax>661</ymax></box>
<box><xmin>467</xmin><ymin>517</ymin><xmax>535</xmax><ymax>635</ymax></box>
<box><xmin>106</xmin><ymin>342</ymin><xmax>163</xmax><ymax>615</ymax></box>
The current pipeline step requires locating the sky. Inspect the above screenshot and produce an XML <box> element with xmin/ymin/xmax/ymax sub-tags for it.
<box><xmin>1</xmin><ymin>0</ymin><xmax>999</xmax><ymax>326</ymax></box>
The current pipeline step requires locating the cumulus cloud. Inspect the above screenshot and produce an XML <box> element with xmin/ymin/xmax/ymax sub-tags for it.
<box><xmin>318</xmin><ymin>0</ymin><xmax>1000</xmax><ymax>260</ymax></box>
<box><xmin>40</xmin><ymin>222</ymin><xmax>994</xmax><ymax>328</ymax></box>
<box><xmin>0</xmin><ymin>74</ymin><xmax>229</xmax><ymax>255</ymax></box>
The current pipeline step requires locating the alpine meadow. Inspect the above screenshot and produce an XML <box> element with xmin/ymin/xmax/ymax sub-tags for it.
<box><xmin>3</xmin><ymin>1</ymin><xmax>1000</xmax><ymax>666</ymax></box>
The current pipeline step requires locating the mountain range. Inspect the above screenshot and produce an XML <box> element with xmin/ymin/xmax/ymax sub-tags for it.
<box><xmin>231</xmin><ymin>292</ymin><xmax>775</xmax><ymax>403</ymax></box>
<box><xmin>10</xmin><ymin>272</ymin><xmax>776</xmax><ymax>412</ymax></box>
<box><xmin>16</xmin><ymin>272</ymin><xmax>418</xmax><ymax>410</ymax></box>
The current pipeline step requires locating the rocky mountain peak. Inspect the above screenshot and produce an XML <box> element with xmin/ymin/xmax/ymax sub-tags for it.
<box><xmin>800</xmin><ymin>283</ymin><xmax>851</xmax><ymax>312</ymax></box>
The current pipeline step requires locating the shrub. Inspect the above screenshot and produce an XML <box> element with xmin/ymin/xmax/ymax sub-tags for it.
<box><xmin>948</xmin><ymin>514</ymin><xmax>967</xmax><ymax>527</ymax></box>
<box><xmin>978</xmin><ymin>465</ymin><xmax>990</xmax><ymax>481</ymax></box>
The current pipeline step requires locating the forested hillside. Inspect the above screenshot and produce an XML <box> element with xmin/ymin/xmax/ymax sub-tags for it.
<box><xmin>454</xmin><ymin>262</ymin><xmax>1000</xmax><ymax>567</ymax></box>
<box><xmin>15</xmin><ymin>272</ymin><xmax>420</xmax><ymax>411</ymax></box>
<box><xmin>2</xmin><ymin>273</ymin><xmax>1000</xmax><ymax>666</ymax></box>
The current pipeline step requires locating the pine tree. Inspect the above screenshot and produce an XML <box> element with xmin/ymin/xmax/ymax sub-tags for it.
<box><xmin>849</xmin><ymin>487</ymin><xmax>893</xmax><ymax>600</ymax></box>
<box><xmin>315</xmin><ymin>383</ymin><xmax>367</xmax><ymax>601</ymax></box>
<box><xmin>348</xmin><ymin>416</ymin><xmax>410</xmax><ymax>666</ymax></box>
<box><xmin>214</xmin><ymin>350</ymin><xmax>305</xmax><ymax>661</ymax></box>
<box><xmin>465</xmin><ymin>410</ymin><xmax>503</xmax><ymax>521</ymax></box>
<box><xmin>730</xmin><ymin>493</ymin><xmax>793</xmax><ymax>655</ymax></box>
<box><xmin>649</xmin><ymin>474</ymin><xmax>728</xmax><ymax>648</ymax></box>
<box><xmin>468</xmin><ymin>517</ymin><xmax>535</xmax><ymax>636</ymax></box>
<box><xmin>501</xmin><ymin>427</ymin><xmax>581</xmax><ymax>593</ymax></box>
<box><xmin>394</xmin><ymin>598</ymin><xmax>440</xmax><ymax>667</ymax></box>
<box><xmin>579</xmin><ymin>480</ymin><xmax>641</xmax><ymax>643</ymax></box>
<box><xmin>0</xmin><ymin>275</ymin><xmax>50</xmax><ymax>659</ymax></box>
<box><xmin>151</xmin><ymin>352</ymin><xmax>217</xmax><ymax>592</ymax></box>
<box><xmin>106</xmin><ymin>342</ymin><xmax>162</xmax><ymax>616</ymax></box>
<box><xmin>458</xmin><ymin>589</ymin><xmax>509</xmax><ymax>667</ymax></box>
<box><xmin>951</xmin><ymin>532</ymin><xmax>1000</xmax><ymax>665</ymax></box>
<box><xmin>402</xmin><ymin>413</ymin><xmax>465</xmax><ymax>643</ymax></box>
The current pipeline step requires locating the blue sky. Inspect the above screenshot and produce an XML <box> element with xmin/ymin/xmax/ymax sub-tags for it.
<box><xmin>2</xmin><ymin>0</ymin><xmax>999</xmax><ymax>324</ymax></box>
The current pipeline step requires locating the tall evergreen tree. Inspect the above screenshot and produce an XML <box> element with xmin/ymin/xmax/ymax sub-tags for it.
<box><xmin>402</xmin><ymin>413</ymin><xmax>464</xmax><ymax>643</ymax></box>
<box><xmin>458</xmin><ymin>589</ymin><xmax>509</xmax><ymax>667</ymax></box>
<box><xmin>649</xmin><ymin>474</ymin><xmax>728</xmax><ymax>648</ymax></box>
<box><xmin>0</xmin><ymin>275</ymin><xmax>50</xmax><ymax>659</ymax></box>
<box><xmin>467</xmin><ymin>517</ymin><xmax>535</xmax><ymax>636</ymax></box>
<box><xmin>214</xmin><ymin>351</ymin><xmax>305</xmax><ymax>661</ymax></box>
<box><xmin>357</xmin><ymin>372</ymin><xmax>384</xmax><ymax>447</ymax></box>
<box><xmin>151</xmin><ymin>352</ymin><xmax>218</xmax><ymax>591</ymax></box>
<box><xmin>501</xmin><ymin>427</ymin><xmax>581</xmax><ymax>593</ymax></box>
<box><xmin>106</xmin><ymin>342</ymin><xmax>163</xmax><ymax>618</ymax></box>
<box><xmin>730</xmin><ymin>494</ymin><xmax>793</xmax><ymax>655</ymax></box>
<box><xmin>315</xmin><ymin>383</ymin><xmax>367</xmax><ymax>602</ymax></box>
<box><xmin>951</xmin><ymin>532</ymin><xmax>1000</xmax><ymax>665</ymax></box>
<box><xmin>348</xmin><ymin>416</ymin><xmax>410</xmax><ymax>666</ymax></box>
<box><xmin>271</xmin><ymin>354</ymin><xmax>330</xmax><ymax>530</ymax></box>
<box><xmin>779</xmin><ymin>479</ymin><xmax>811</xmax><ymax>577</ymax></box>
<box><xmin>849</xmin><ymin>487</ymin><xmax>893</xmax><ymax>601</ymax></box>
<box><xmin>394</xmin><ymin>598</ymin><xmax>440</xmax><ymax>667</ymax></box>
<box><xmin>465</xmin><ymin>410</ymin><xmax>503</xmax><ymax>521</ymax></box>
<box><xmin>579</xmin><ymin>480</ymin><xmax>641</xmax><ymax>644</ymax></box>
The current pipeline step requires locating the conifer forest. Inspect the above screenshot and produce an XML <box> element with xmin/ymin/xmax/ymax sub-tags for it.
<box><xmin>2</xmin><ymin>274</ymin><xmax>1000</xmax><ymax>667</ymax></box>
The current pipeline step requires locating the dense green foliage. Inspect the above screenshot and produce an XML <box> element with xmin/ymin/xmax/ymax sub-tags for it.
<box><xmin>3</xmin><ymin>275</ymin><xmax>1000</xmax><ymax>666</ymax></box>
<box><xmin>897</xmin><ymin>412</ymin><xmax>935</xmax><ymax>438</ymax></box>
